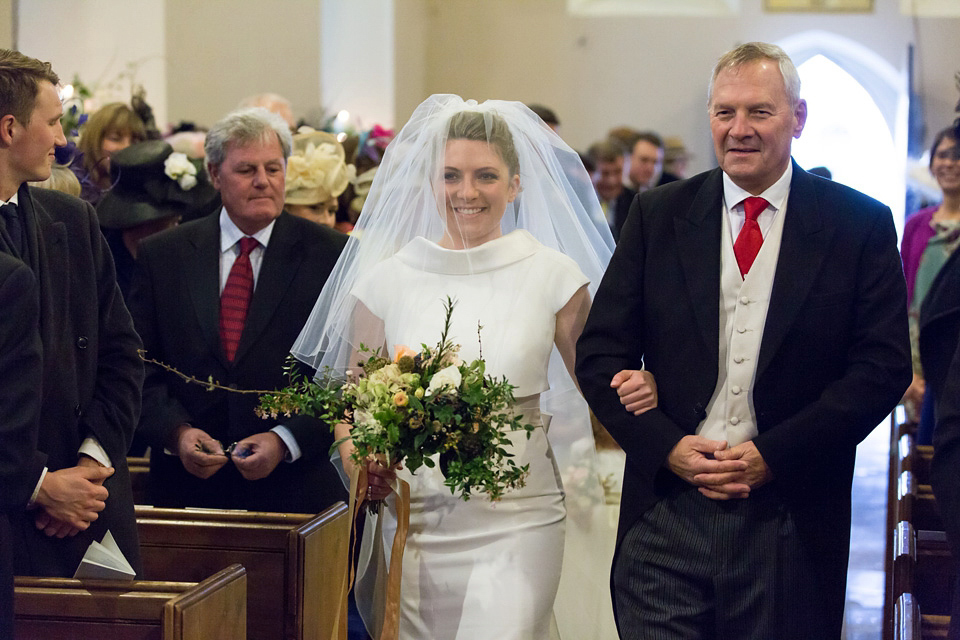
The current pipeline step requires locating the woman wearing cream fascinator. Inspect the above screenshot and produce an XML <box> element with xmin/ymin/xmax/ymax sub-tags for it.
<box><xmin>285</xmin><ymin>127</ymin><xmax>355</xmax><ymax>228</ymax></box>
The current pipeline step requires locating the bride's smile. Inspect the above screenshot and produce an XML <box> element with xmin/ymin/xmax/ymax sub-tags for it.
<box><xmin>441</xmin><ymin>138</ymin><xmax>519</xmax><ymax>249</ymax></box>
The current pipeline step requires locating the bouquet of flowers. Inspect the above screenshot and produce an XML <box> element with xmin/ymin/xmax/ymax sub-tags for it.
<box><xmin>257</xmin><ymin>297</ymin><xmax>535</xmax><ymax>501</ymax></box>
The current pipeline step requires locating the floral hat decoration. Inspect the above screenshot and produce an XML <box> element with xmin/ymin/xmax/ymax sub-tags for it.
<box><xmin>285</xmin><ymin>127</ymin><xmax>356</xmax><ymax>206</ymax></box>
<box><xmin>96</xmin><ymin>139</ymin><xmax>219</xmax><ymax>229</ymax></box>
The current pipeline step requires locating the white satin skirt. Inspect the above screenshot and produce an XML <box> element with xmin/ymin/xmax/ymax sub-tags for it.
<box><xmin>364</xmin><ymin>398</ymin><xmax>566</xmax><ymax>640</ymax></box>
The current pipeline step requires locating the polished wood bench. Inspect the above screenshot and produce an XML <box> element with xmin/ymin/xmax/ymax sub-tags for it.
<box><xmin>15</xmin><ymin>563</ymin><xmax>246</xmax><ymax>639</ymax></box>
<box><xmin>136</xmin><ymin>502</ymin><xmax>349</xmax><ymax>640</ymax></box>
<box><xmin>127</xmin><ymin>456</ymin><xmax>150</xmax><ymax>505</ymax></box>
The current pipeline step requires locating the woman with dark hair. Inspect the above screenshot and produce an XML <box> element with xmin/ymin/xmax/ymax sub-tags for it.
<box><xmin>901</xmin><ymin>126</ymin><xmax>960</xmax><ymax>442</ymax></box>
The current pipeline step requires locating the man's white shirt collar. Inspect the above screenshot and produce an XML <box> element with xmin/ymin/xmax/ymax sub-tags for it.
<box><xmin>722</xmin><ymin>161</ymin><xmax>793</xmax><ymax>216</ymax></box>
<box><xmin>219</xmin><ymin>207</ymin><xmax>276</xmax><ymax>252</ymax></box>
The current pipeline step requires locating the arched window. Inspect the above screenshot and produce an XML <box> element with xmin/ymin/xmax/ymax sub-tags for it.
<box><xmin>779</xmin><ymin>32</ymin><xmax>908</xmax><ymax>236</ymax></box>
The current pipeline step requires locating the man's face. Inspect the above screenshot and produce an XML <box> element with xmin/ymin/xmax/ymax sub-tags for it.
<box><xmin>593</xmin><ymin>157</ymin><xmax>624</xmax><ymax>202</ymax></box>
<box><xmin>709</xmin><ymin>59</ymin><xmax>807</xmax><ymax>195</ymax></box>
<box><xmin>208</xmin><ymin>134</ymin><xmax>287</xmax><ymax>235</ymax></box>
<box><xmin>629</xmin><ymin>140</ymin><xmax>662</xmax><ymax>189</ymax></box>
<box><xmin>8</xmin><ymin>81</ymin><xmax>65</xmax><ymax>184</ymax></box>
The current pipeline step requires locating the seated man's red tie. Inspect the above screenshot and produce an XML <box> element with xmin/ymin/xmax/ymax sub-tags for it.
<box><xmin>220</xmin><ymin>236</ymin><xmax>258</xmax><ymax>362</ymax></box>
<box><xmin>733</xmin><ymin>196</ymin><xmax>768</xmax><ymax>277</ymax></box>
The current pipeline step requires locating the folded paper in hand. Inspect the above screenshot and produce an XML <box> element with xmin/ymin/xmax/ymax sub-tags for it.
<box><xmin>73</xmin><ymin>530</ymin><xmax>135</xmax><ymax>580</ymax></box>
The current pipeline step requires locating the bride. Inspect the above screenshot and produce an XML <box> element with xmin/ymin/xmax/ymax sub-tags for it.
<box><xmin>292</xmin><ymin>95</ymin><xmax>654</xmax><ymax>639</ymax></box>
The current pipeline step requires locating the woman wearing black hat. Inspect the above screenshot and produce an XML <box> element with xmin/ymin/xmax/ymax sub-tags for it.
<box><xmin>97</xmin><ymin>139</ymin><xmax>219</xmax><ymax>301</ymax></box>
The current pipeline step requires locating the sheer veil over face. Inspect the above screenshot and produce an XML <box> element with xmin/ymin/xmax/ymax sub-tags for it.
<box><xmin>292</xmin><ymin>93</ymin><xmax>617</xmax><ymax>639</ymax></box>
<box><xmin>292</xmin><ymin>94</ymin><xmax>614</xmax><ymax>375</ymax></box>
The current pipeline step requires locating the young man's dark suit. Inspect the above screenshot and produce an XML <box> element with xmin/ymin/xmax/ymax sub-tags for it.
<box><xmin>129</xmin><ymin>211</ymin><xmax>348</xmax><ymax>512</ymax></box>
<box><xmin>918</xmin><ymin>246</ymin><xmax>960</xmax><ymax>637</ymax></box>
<box><xmin>0</xmin><ymin>253</ymin><xmax>41</xmax><ymax>638</ymax></box>
<box><xmin>6</xmin><ymin>185</ymin><xmax>144</xmax><ymax>577</ymax></box>
<box><xmin>576</xmin><ymin>161</ymin><xmax>911</xmax><ymax>637</ymax></box>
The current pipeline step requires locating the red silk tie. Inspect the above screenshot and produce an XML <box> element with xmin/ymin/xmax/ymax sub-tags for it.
<box><xmin>220</xmin><ymin>236</ymin><xmax>258</xmax><ymax>362</ymax></box>
<box><xmin>733</xmin><ymin>196</ymin><xmax>768</xmax><ymax>277</ymax></box>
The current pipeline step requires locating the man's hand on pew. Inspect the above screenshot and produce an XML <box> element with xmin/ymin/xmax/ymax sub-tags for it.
<box><xmin>231</xmin><ymin>432</ymin><xmax>287</xmax><ymax>481</ymax></box>
<box><xmin>33</xmin><ymin>464</ymin><xmax>113</xmax><ymax>536</ymax></box>
<box><xmin>174</xmin><ymin>425</ymin><xmax>229</xmax><ymax>479</ymax></box>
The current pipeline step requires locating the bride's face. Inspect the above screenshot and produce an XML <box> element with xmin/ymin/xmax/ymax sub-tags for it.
<box><xmin>440</xmin><ymin>138</ymin><xmax>519</xmax><ymax>249</ymax></box>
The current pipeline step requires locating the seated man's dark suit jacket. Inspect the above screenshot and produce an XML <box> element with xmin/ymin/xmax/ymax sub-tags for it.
<box><xmin>7</xmin><ymin>186</ymin><xmax>144</xmax><ymax>578</ymax></box>
<box><xmin>576</xmin><ymin>161</ymin><xmax>911</xmax><ymax>634</ymax></box>
<box><xmin>919</xmin><ymin>247</ymin><xmax>960</xmax><ymax>636</ymax></box>
<box><xmin>129</xmin><ymin>212</ymin><xmax>348</xmax><ymax>513</ymax></box>
<box><xmin>0</xmin><ymin>254</ymin><xmax>41</xmax><ymax>638</ymax></box>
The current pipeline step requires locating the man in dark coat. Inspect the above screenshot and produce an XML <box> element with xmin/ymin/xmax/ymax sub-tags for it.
<box><xmin>0</xmin><ymin>49</ymin><xmax>144</xmax><ymax>578</ymax></box>
<box><xmin>919</xmin><ymin>226</ymin><xmax>960</xmax><ymax>638</ymax></box>
<box><xmin>129</xmin><ymin>107</ymin><xmax>348</xmax><ymax>513</ymax></box>
<box><xmin>0</xmin><ymin>254</ymin><xmax>41</xmax><ymax>638</ymax></box>
<box><xmin>576</xmin><ymin>42</ymin><xmax>910</xmax><ymax>639</ymax></box>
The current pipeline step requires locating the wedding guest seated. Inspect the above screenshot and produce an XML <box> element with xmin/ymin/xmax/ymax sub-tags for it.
<box><xmin>31</xmin><ymin>163</ymin><xmax>81</xmax><ymax>197</ymax></box>
<box><xmin>587</xmin><ymin>137</ymin><xmax>635</xmax><ymax>240</ymax></box>
<box><xmin>97</xmin><ymin>139</ymin><xmax>219</xmax><ymax>301</ymax></box>
<box><xmin>128</xmin><ymin>107</ymin><xmax>348</xmax><ymax>513</ymax></box>
<box><xmin>72</xmin><ymin>102</ymin><xmax>147</xmax><ymax>205</ymax></box>
<box><xmin>284</xmin><ymin>128</ymin><xmax>355</xmax><ymax>229</ymax></box>
<box><xmin>664</xmin><ymin>135</ymin><xmax>691</xmax><ymax>179</ymax></box>
<box><xmin>239</xmin><ymin>93</ymin><xmax>295</xmax><ymax>130</ymax></box>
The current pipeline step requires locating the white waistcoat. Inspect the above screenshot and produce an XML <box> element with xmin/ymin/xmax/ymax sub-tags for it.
<box><xmin>698</xmin><ymin>202</ymin><xmax>788</xmax><ymax>446</ymax></box>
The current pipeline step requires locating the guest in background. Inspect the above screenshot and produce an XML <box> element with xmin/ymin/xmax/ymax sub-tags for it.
<box><xmin>808</xmin><ymin>165</ymin><xmax>833</xmax><ymax>180</ymax></box>
<box><xmin>97</xmin><ymin>139</ymin><xmax>219</xmax><ymax>300</ymax></box>
<box><xmin>628</xmin><ymin>131</ymin><xmax>679</xmax><ymax>192</ymax></box>
<box><xmin>588</xmin><ymin>138</ymin><xmax>636</xmax><ymax>241</ymax></box>
<box><xmin>239</xmin><ymin>92</ymin><xmax>295</xmax><ymax>130</ymax></box>
<box><xmin>128</xmin><ymin>107</ymin><xmax>347</xmax><ymax>513</ymax></box>
<box><xmin>902</xmin><ymin>126</ymin><xmax>960</xmax><ymax>442</ymax></box>
<box><xmin>527</xmin><ymin>103</ymin><xmax>560</xmax><ymax>133</ymax></box>
<box><xmin>74</xmin><ymin>102</ymin><xmax>146</xmax><ymax>205</ymax></box>
<box><xmin>31</xmin><ymin>163</ymin><xmax>81</xmax><ymax>196</ymax></box>
<box><xmin>0</xmin><ymin>254</ymin><xmax>41</xmax><ymax>639</ymax></box>
<box><xmin>664</xmin><ymin>136</ymin><xmax>691</xmax><ymax>179</ymax></box>
<box><xmin>285</xmin><ymin>127</ymin><xmax>355</xmax><ymax>229</ymax></box>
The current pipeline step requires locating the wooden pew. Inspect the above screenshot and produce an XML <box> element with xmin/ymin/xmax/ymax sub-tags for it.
<box><xmin>897</xmin><ymin>471</ymin><xmax>943</xmax><ymax>533</ymax></box>
<box><xmin>892</xmin><ymin>520</ymin><xmax>954</xmax><ymax>632</ymax></box>
<box><xmin>136</xmin><ymin>502</ymin><xmax>349</xmax><ymax>640</ymax></box>
<box><xmin>127</xmin><ymin>456</ymin><xmax>150</xmax><ymax>505</ymax></box>
<box><xmin>14</xmin><ymin>563</ymin><xmax>246</xmax><ymax>640</ymax></box>
<box><xmin>886</xmin><ymin>410</ymin><xmax>919</xmax><ymax>640</ymax></box>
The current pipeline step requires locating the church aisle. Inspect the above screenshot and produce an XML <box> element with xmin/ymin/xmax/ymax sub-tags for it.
<box><xmin>844</xmin><ymin>419</ymin><xmax>889</xmax><ymax>639</ymax></box>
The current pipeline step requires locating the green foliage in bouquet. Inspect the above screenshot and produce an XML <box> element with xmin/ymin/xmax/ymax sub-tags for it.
<box><xmin>257</xmin><ymin>297</ymin><xmax>535</xmax><ymax>501</ymax></box>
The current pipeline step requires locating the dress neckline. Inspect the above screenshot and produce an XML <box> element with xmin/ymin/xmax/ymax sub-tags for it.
<box><xmin>395</xmin><ymin>230</ymin><xmax>540</xmax><ymax>274</ymax></box>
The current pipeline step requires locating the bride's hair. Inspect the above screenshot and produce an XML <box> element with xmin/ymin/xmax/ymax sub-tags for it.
<box><xmin>446</xmin><ymin>111</ymin><xmax>520</xmax><ymax>177</ymax></box>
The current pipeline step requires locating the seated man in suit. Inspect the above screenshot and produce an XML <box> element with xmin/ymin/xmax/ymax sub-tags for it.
<box><xmin>0</xmin><ymin>254</ymin><xmax>41</xmax><ymax>638</ymax></box>
<box><xmin>129</xmin><ymin>107</ymin><xmax>348</xmax><ymax>513</ymax></box>
<box><xmin>588</xmin><ymin>138</ymin><xmax>636</xmax><ymax>242</ymax></box>
<box><xmin>628</xmin><ymin>131</ymin><xmax>680</xmax><ymax>193</ymax></box>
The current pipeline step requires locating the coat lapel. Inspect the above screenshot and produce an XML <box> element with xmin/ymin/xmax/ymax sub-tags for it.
<box><xmin>675</xmin><ymin>169</ymin><xmax>723</xmax><ymax>363</ymax></box>
<box><xmin>20</xmin><ymin>186</ymin><xmax>65</xmax><ymax>349</ymax></box>
<box><xmin>183</xmin><ymin>215</ymin><xmax>226</xmax><ymax>367</ymax></box>
<box><xmin>756</xmin><ymin>163</ymin><xmax>834</xmax><ymax>379</ymax></box>
<box><xmin>232</xmin><ymin>214</ymin><xmax>303</xmax><ymax>366</ymax></box>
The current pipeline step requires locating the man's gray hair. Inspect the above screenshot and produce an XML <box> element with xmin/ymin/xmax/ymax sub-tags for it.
<box><xmin>204</xmin><ymin>107</ymin><xmax>294</xmax><ymax>167</ymax></box>
<box><xmin>707</xmin><ymin>42</ymin><xmax>801</xmax><ymax>108</ymax></box>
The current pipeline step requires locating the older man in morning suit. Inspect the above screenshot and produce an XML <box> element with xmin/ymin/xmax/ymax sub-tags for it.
<box><xmin>0</xmin><ymin>50</ymin><xmax>144</xmax><ymax>580</ymax></box>
<box><xmin>129</xmin><ymin>108</ymin><xmax>348</xmax><ymax>513</ymax></box>
<box><xmin>576</xmin><ymin>43</ymin><xmax>911</xmax><ymax>639</ymax></box>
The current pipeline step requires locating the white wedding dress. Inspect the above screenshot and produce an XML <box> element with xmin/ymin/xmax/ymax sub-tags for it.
<box><xmin>352</xmin><ymin>230</ymin><xmax>588</xmax><ymax>640</ymax></box>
